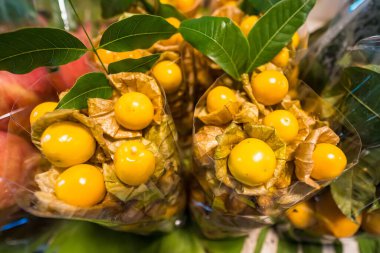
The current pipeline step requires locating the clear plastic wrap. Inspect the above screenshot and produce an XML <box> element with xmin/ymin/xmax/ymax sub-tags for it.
<box><xmin>4</xmin><ymin>71</ymin><xmax>186</xmax><ymax>234</ymax></box>
<box><xmin>190</xmin><ymin>74</ymin><xmax>362</xmax><ymax>238</ymax></box>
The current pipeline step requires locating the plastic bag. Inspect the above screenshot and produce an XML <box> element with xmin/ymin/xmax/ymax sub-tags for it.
<box><xmin>190</xmin><ymin>73</ymin><xmax>361</xmax><ymax>238</ymax></box>
<box><xmin>4</xmin><ymin>71</ymin><xmax>186</xmax><ymax>234</ymax></box>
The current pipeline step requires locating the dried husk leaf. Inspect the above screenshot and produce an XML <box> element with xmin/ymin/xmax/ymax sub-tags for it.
<box><xmin>196</xmin><ymin>100</ymin><xmax>240</xmax><ymax>125</ymax></box>
<box><xmin>211</xmin><ymin>5</ymin><xmax>245</xmax><ymax>24</ymax></box>
<box><xmin>233</xmin><ymin>100</ymin><xmax>259</xmax><ymax>124</ymax></box>
<box><xmin>274</xmin><ymin>162</ymin><xmax>294</xmax><ymax>189</ymax></box>
<box><xmin>213</xmin><ymin>123</ymin><xmax>286</xmax><ymax>196</ymax></box>
<box><xmin>88</xmin><ymin>98</ymin><xmax>142</xmax><ymax>139</ymax></box>
<box><xmin>193</xmin><ymin>126</ymin><xmax>224</xmax><ymax>167</ymax></box>
<box><xmin>295</xmin><ymin>126</ymin><xmax>340</xmax><ymax>188</ymax></box>
<box><xmin>108</xmin><ymin>72</ymin><xmax>164</xmax><ymax>124</ymax></box>
<box><xmin>31</xmin><ymin>109</ymin><xmax>111</xmax><ymax>163</ymax></box>
<box><xmin>281</xmin><ymin>97</ymin><xmax>316</xmax><ymax>160</ymax></box>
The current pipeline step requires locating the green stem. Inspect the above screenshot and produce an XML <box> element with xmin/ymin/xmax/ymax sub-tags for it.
<box><xmin>67</xmin><ymin>0</ymin><xmax>109</xmax><ymax>74</ymax></box>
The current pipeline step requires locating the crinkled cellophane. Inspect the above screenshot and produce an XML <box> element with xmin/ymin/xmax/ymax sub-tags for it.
<box><xmin>10</xmin><ymin>72</ymin><xmax>185</xmax><ymax>234</ymax></box>
<box><xmin>190</xmin><ymin>74</ymin><xmax>361</xmax><ymax>238</ymax></box>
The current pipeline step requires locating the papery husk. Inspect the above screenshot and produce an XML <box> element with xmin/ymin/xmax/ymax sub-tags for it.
<box><xmin>211</xmin><ymin>5</ymin><xmax>245</xmax><ymax>24</ymax></box>
<box><xmin>213</xmin><ymin>122</ymin><xmax>286</xmax><ymax>196</ymax></box>
<box><xmin>196</xmin><ymin>101</ymin><xmax>240</xmax><ymax>125</ymax></box>
<box><xmin>108</xmin><ymin>72</ymin><xmax>164</xmax><ymax>124</ymax></box>
<box><xmin>294</xmin><ymin>126</ymin><xmax>340</xmax><ymax>188</ymax></box>
<box><xmin>88</xmin><ymin>98</ymin><xmax>142</xmax><ymax>139</ymax></box>
<box><xmin>193</xmin><ymin>126</ymin><xmax>224</xmax><ymax>167</ymax></box>
<box><xmin>31</xmin><ymin>109</ymin><xmax>111</xmax><ymax>164</ymax></box>
<box><xmin>281</xmin><ymin>97</ymin><xmax>316</xmax><ymax>160</ymax></box>
<box><xmin>233</xmin><ymin>100</ymin><xmax>259</xmax><ymax>124</ymax></box>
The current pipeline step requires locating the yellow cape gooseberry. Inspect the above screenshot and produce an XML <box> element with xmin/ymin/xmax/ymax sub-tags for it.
<box><xmin>272</xmin><ymin>48</ymin><xmax>290</xmax><ymax>68</ymax></box>
<box><xmin>41</xmin><ymin>121</ymin><xmax>96</xmax><ymax>167</ymax></box>
<box><xmin>264</xmin><ymin>110</ymin><xmax>299</xmax><ymax>143</ymax></box>
<box><xmin>96</xmin><ymin>49</ymin><xmax>115</xmax><ymax>64</ymax></box>
<box><xmin>251</xmin><ymin>70</ymin><xmax>289</xmax><ymax>105</ymax></box>
<box><xmin>228</xmin><ymin>138</ymin><xmax>276</xmax><ymax>186</ymax></box>
<box><xmin>240</xmin><ymin>15</ymin><xmax>259</xmax><ymax>36</ymax></box>
<box><xmin>177</xmin><ymin>0</ymin><xmax>195</xmax><ymax>12</ymax></box>
<box><xmin>55</xmin><ymin>164</ymin><xmax>106</xmax><ymax>207</ymax></box>
<box><xmin>152</xmin><ymin>61</ymin><xmax>183</xmax><ymax>94</ymax></box>
<box><xmin>114</xmin><ymin>140</ymin><xmax>156</xmax><ymax>186</ymax></box>
<box><xmin>161</xmin><ymin>18</ymin><xmax>183</xmax><ymax>45</ymax></box>
<box><xmin>114</xmin><ymin>92</ymin><xmax>154</xmax><ymax>130</ymax></box>
<box><xmin>316</xmin><ymin>192</ymin><xmax>362</xmax><ymax>238</ymax></box>
<box><xmin>362</xmin><ymin>210</ymin><xmax>380</xmax><ymax>235</ymax></box>
<box><xmin>311</xmin><ymin>143</ymin><xmax>347</xmax><ymax>180</ymax></box>
<box><xmin>286</xmin><ymin>201</ymin><xmax>316</xmax><ymax>229</ymax></box>
<box><xmin>292</xmin><ymin>32</ymin><xmax>300</xmax><ymax>49</ymax></box>
<box><xmin>206</xmin><ymin>86</ymin><xmax>237</xmax><ymax>113</ymax></box>
<box><xmin>30</xmin><ymin>102</ymin><xmax>58</xmax><ymax>125</ymax></box>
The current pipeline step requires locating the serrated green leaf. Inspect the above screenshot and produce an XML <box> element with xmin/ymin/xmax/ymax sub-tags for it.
<box><xmin>245</xmin><ymin>0</ymin><xmax>281</xmax><ymax>13</ymax></box>
<box><xmin>57</xmin><ymin>72</ymin><xmax>112</xmax><ymax>109</ymax></box>
<box><xmin>0</xmin><ymin>28</ymin><xmax>87</xmax><ymax>74</ymax></box>
<box><xmin>99</xmin><ymin>14</ymin><xmax>177</xmax><ymax>52</ymax></box>
<box><xmin>246</xmin><ymin>0</ymin><xmax>316</xmax><ymax>72</ymax></box>
<box><xmin>331</xmin><ymin>148</ymin><xmax>380</xmax><ymax>219</ymax></box>
<box><xmin>100</xmin><ymin>0</ymin><xmax>135</xmax><ymax>19</ymax></box>
<box><xmin>108</xmin><ymin>54</ymin><xmax>160</xmax><ymax>74</ymax></box>
<box><xmin>339</xmin><ymin>67</ymin><xmax>380</xmax><ymax>148</ymax></box>
<box><xmin>179</xmin><ymin>16</ymin><xmax>249</xmax><ymax>80</ymax></box>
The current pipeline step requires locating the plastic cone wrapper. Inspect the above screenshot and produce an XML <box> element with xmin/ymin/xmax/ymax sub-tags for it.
<box><xmin>190</xmin><ymin>73</ymin><xmax>362</xmax><ymax>238</ymax></box>
<box><xmin>3</xmin><ymin>71</ymin><xmax>186</xmax><ymax>234</ymax></box>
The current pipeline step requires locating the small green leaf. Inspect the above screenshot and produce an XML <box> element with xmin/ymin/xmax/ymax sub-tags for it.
<box><xmin>157</xmin><ymin>4</ymin><xmax>186</xmax><ymax>21</ymax></box>
<box><xmin>101</xmin><ymin>0</ymin><xmax>135</xmax><ymax>19</ymax></box>
<box><xmin>99</xmin><ymin>14</ymin><xmax>177</xmax><ymax>52</ymax></box>
<box><xmin>179</xmin><ymin>16</ymin><xmax>249</xmax><ymax>80</ymax></box>
<box><xmin>246</xmin><ymin>0</ymin><xmax>316</xmax><ymax>72</ymax></box>
<box><xmin>0</xmin><ymin>28</ymin><xmax>87</xmax><ymax>74</ymax></box>
<box><xmin>246</xmin><ymin>0</ymin><xmax>281</xmax><ymax>13</ymax></box>
<box><xmin>331</xmin><ymin>148</ymin><xmax>380</xmax><ymax>219</ymax></box>
<box><xmin>57</xmin><ymin>72</ymin><xmax>113</xmax><ymax>109</ymax></box>
<box><xmin>108</xmin><ymin>54</ymin><xmax>160</xmax><ymax>74</ymax></box>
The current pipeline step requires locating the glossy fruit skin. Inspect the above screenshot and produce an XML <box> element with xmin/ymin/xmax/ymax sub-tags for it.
<box><xmin>316</xmin><ymin>192</ymin><xmax>362</xmax><ymax>238</ymax></box>
<box><xmin>292</xmin><ymin>32</ymin><xmax>300</xmax><ymax>49</ymax></box>
<box><xmin>240</xmin><ymin>15</ymin><xmax>259</xmax><ymax>36</ymax></box>
<box><xmin>97</xmin><ymin>49</ymin><xmax>115</xmax><ymax>64</ymax></box>
<box><xmin>30</xmin><ymin>102</ymin><xmax>58</xmax><ymax>125</ymax></box>
<box><xmin>96</xmin><ymin>49</ymin><xmax>143</xmax><ymax>65</ymax></box>
<box><xmin>286</xmin><ymin>201</ymin><xmax>316</xmax><ymax>229</ymax></box>
<box><xmin>251</xmin><ymin>70</ymin><xmax>289</xmax><ymax>105</ymax></box>
<box><xmin>114</xmin><ymin>141</ymin><xmax>156</xmax><ymax>186</ymax></box>
<box><xmin>272</xmin><ymin>48</ymin><xmax>290</xmax><ymax>68</ymax></box>
<box><xmin>152</xmin><ymin>61</ymin><xmax>183</xmax><ymax>94</ymax></box>
<box><xmin>228</xmin><ymin>138</ymin><xmax>276</xmax><ymax>186</ymax></box>
<box><xmin>41</xmin><ymin>122</ymin><xmax>96</xmax><ymax>168</ymax></box>
<box><xmin>161</xmin><ymin>18</ymin><xmax>183</xmax><ymax>45</ymax></box>
<box><xmin>311</xmin><ymin>143</ymin><xmax>347</xmax><ymax>180</ymax></box>
<box><xmin>362</xmin><ymin>210</ymin><xmax>380</xmax><ymax>235</ymax></box>
<box><xmin>264</xmin><ymin>110</ymin><xmax>299</xmax><ymax>143</ymax></box>
<box><xmin>55</xmin><ymin>164</ymin><xmax>106</xmax><ymax>207</ymax></box>
<box><xmin>206</xmin><ymin>86</ymin><xmax>237</xmax><ymax>113</ymax></box>
<box><xmin>160</xmin><ymin>0</ymin><xmax>194</xmax><ymax>12</ymax></box>
<box><xmin>114</xmin><ymin>92</ymin><xmax>154</xmax><ymax>130</ymax></box>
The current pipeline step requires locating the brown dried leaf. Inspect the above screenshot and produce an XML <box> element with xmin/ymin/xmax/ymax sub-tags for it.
<box><xmin>193</xmin><ymin>126</ymin><xmax>224</xmax><ymax>167</ymax></box>
<box><xmin>196</xmin><ymin>101</ymin><xmax>240</xmax><ymax>126</ymax></box>
<box><xmin>233</xmin><ymin>101</ymin><xmax>259</xmax><ymax>124</ymax></box>
<box><xmin>295</xmin><ymin>126</ymin><xmax>340</xmax><ymax>188</ymax></box>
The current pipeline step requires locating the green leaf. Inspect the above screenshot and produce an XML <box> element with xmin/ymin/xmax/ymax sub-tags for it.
<box><xmin>0</xmin><ymin>28</ymin><xmax>87</xmax><ymax>74</ymax></box>
<box><xmin>57</xmin><ymin>72</ymin><xmax>113</xmax><ymax>109</ymax></box>
<box><xmin>157</xmin><ymin>3</ymin><xmax>186</xmax><ymax>21</ymax></box>
<box><xmin>246</xmin><ymin>0</ymin><xmax>316</xmax><ymax>72</ymax></box>
<box><xmin>100</xmin><ymin>0</ymin><xmax>135</xmax><ymax>19</ymax></box>
<box><xmin>245</xmin><ymin>0</ymin><xmax>281</xmax><ymax>13</ymax></box>
<box><xmin>108</xmin><ymin>54</ymin><xmax>160</xmax><ymax>74</ymax></box>
<box><xmin>179</xmin><ymin>16</ymin><xmax>249</xmax><ymax>80</ymax></box>
<box><xmin>331</xmin><ymin>148</ymin><xmax>380</xmax><ymax>219</ymax></box>
<box><xmin>339</xmin><ymin>67</ymin><xmax>380</xmax><ymax>148</ymax></box>
<box><xmin>99</xmin><ymin>14</ymin><xmax>177</xmax><ymax>52</ymax></box>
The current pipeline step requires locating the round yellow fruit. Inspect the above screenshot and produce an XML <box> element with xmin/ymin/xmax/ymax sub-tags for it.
<box><xmin>114</xmin><ymin>49</ymin><xmax>144</xmax><ymax>61</ymax></box>
<box><xmin>362</xmin><ymin>210</ymin><xmax>380</xmax><ymax>235</ymax></box>
<box><xmin>272</xmin><ymin>48</ymin><xmax>290</xmax><ymax>68</ymax></box>
<box><xmin>286</xmin><ymin>201</ymin><xmax>316</xmax><ymax>229</ymax></box>
<box><xmin>96</xmin><ymin>49</ymin><xmax>115</xmax><ymax>64</ymax></box>
<box><xmin>240</xmin><ymin>15</ymin><xmax>259</xmax><ymax>36</ymax></box>
<box><xmin>206</xmin><ymin>86</ymin><xmax>237</xmax><ymax>113</ymax></box>
<box><xmin>114</xmin><ymin>140</ymin><xmax>156</xmax><ymax>186</ymax></box>
<box><xmin>41</xmin><ymin>122</ymin><xmax>96</xmax><ymax>167</ymax></box>
<box><xmin>264</xmin><ymin>110</ymin><xmax>299</xmax><ymax>143</ymax></box>
<box><xmin>251</xmin><ymin>70</ymin><xmax>289</xmax><ymax>105</ymax></box>
<box><xmin>292</xmin><ymin>32</ymin><xmax>300</xmax><ymax>49</ymax></box>
<box><xmin>177</xmin><ymin>0</ymin><xmax>195</xmax><ymax>12</ymax></box>
<box><xmin>311</xmin><ymin>143</ymin><xmax>347</xmax><ymax>180</ymax></box>
<box><xmin>30</xmin><ymin>102</ymin><xmax>58</xmax><ymax>125</ymax></box>
<box><xmin>55</xmin><ymin>164</ymin><xmax>106</xmax><ymax>207</ymax></box>
<box><xmin>316</xmin><ymin>192</ymin><xmax>362</xmax><ymax>238</ymax></box>
<box><xmin>152</xmin><ymin>61</ymin><xmax>183</xmax><ymax>94</ymax></box>
<box><xmin>228</xmin><ymin>138</ymin><xmax>276</xmax><ymax>186</ymax></box>
<box><xmin>114</xmin><ymin>92</ymin><xmax>154</xmax><ymax>130</ymax></box>
<box><xmin>161</xmin><ymin>18</ymin><xmax>183</xmax><ymax>45</ymax></box>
